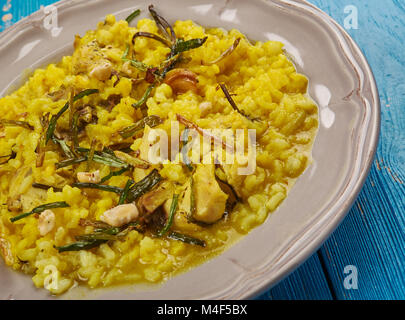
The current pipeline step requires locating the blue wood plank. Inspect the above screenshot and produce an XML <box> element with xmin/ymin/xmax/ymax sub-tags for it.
<box><xmin>256</xmin><ymin>253</ymin><xmax>333</xmax><ymax>300</ymax></box>
<box><xmin>308</xmin><ymin>0</ymin><xmax>405</xmax><ymax>300</ymax></box>
<box><xmin>0</xmin><ymin>0</ymin><xmax>56</xmax><ymax>32</ymax></box>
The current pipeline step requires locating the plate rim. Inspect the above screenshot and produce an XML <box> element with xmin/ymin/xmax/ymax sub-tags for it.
<box><xmin>0</xmin><ymin>0</ymin><xmax>381</xmax><ymax>299</ymax></box>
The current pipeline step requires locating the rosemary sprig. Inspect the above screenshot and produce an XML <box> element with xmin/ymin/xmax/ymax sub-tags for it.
<box><xmin>55</xmin><ymin>239</ymin><xmax>106</xmax><ymax>252</ymax></box>
<box><xmin>56</xmin><ymin>221</ymin><xmax>142</xmax><ymax>252</ymax></box>
<box><xmin>119</xmin><ymin>115</ymin><xmax>163</xmax><ymax>139</ymax></box>
<box><xmin>71</xmin><ymin>183</ymin><xmax>123</xmax><ymax>194</ymax></box>
<box><xmin>10</xmin><ymin>201</ymin><xmax>69</xmax><ymax>223</ymax></box>
<box><xmin>51</xmin><ymin>137</ymin><xmax>74</xmax><ymax>158</ymax></box>
<box><xmin>126</xmin><ymin>169</ymin><xmax>162</xmax><ymax>202</ymax></box>
<box><xmin>158</xmin><ymin>193</ymin><xmax>179</xmax><ymax>236</ymax></box>
<box><xmin>56</xmin><ymin>157</ymin><xmax>87</xmax><ymax>169</ymax></box>
<box><xmin>219</xmin><ymin>83</ymin><xmax>260</xmax><ymax>122</ymax></box>
<box><xmin>125</xmin><ymin>8</ymin><xmax>140</xmax><ymax>24</ymax></box>
<box><xmin>45</xmin><ymin>89</ymin><xmax>99</xmax><ymax>144</ymax></box>
<box><xmin>118</xmin><ymin>179</ymin><xmax>134</xmax><ymax>205</ymax></box>
<box><xmin>172</xmin><ymin>37</ymin><xmax>208</xmax><ymax>56</ymax></box>
<box><xmin>132</xmin><ymin>84</ymin><xmax>155</xmax><ymax>108</ymax></box>
<box><xmin>100</xmin><ymin>167</ymin><xmax>129</xmax><ymax>183</ymax></box>
<box><xmin>167</xmin><ymin>231</ymin><xmax>206</xmax><ymax>247</ymax></box>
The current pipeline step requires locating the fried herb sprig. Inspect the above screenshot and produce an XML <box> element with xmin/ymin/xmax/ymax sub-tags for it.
<box><xmin>206</xmin><ymin>38</ymin><xmax>241</xmax><ymax>65</ymax></box>
<box><xmin>118</xmin><ymin>179</ymin><xmax>134</xmax><ymax>205</ymax></box>
<box><xmin>10</xmin><ymin>201</ymin><xmax>70</xmax><ymax>223</ymax></box>
<box><xmin>119</xmin><ymin>115</ymin><xmax>163</xmax><ymax>138</ymax></box>
<box><xmin>45</xmin><ymin>89</ymin><xmax>99</xmax><ymax>144</ymax></box>
<box><xmin>100</xmin><ymin>167</ymin><xmax>129</xmax><ymax>183</ymax></box>
<box><xmin>123</xmin><ymin>5</ymin><xmax>208</xmax><ymax>109</ymax></box>
<box><xmin>218</xmin><ymin>83</ymin><xmax>260</xmax><ymax>122</ymax></box>
<box><xmin>126</xmin><ymin>169</ymin><xmax>162</xmax><ymax>202</ymax></box>
<box><xmin>158</xmin><ymin>194</ymin><xmax>179</xmax><ymax>236</ymax></box>
<box><xmin>125</xmin><ymin>8</ymin><xmax>141</xmax><ymax>24</ymax></box>
<box><xmin>71</xmin><ymin>183</ymin><xmax>123</xmax><ymax>194</ymax></box>
<box><xmin>167</xmin><ymin>231</ymin><xmax>206</xmax><ymax>247</ymax></box>
<box><xmin>55</xmin><ymin>221</ymin><xmax>142</xmax><ymax>252</ymax></box>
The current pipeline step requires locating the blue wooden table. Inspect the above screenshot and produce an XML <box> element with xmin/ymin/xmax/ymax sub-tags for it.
<box><xmin>0</xmin><ymin>0</ymin><xmax>404</xmax><ymax>300</ymax></box>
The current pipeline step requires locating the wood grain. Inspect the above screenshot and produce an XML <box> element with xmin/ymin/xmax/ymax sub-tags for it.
<box><xmin>310</xmin><ymin>0</ymin><xmax>405</xmax><ymax>300</ymax></box>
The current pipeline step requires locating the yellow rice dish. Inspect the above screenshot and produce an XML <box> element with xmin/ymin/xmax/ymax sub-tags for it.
<box><xmin>0</xmin><ymin>6</ymin><xmax>318</xmax><ymax>294</ymax></box>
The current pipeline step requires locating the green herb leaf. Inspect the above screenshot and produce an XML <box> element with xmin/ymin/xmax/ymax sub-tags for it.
<box><xmin>132</xmin><ymin>84</ymin><xmax>155</xmax><ymax>109</ymax></box>
<box><xmin>158</xmin><ymin>193</ymin><xmax>179</xmax><ymax>236</ymax></box>
<box><xmin>122</xmin><ymin>55</ymin><xmax>151</xmax><ymax>72</ymax></box>
<box><xmin>100</xmin><ymin>167</ymin><xmax>129</xmax><ymax>183</ymax></box>
<box><xmin>52</xmin><ymin>137</ymin><xmax>74</xmax><ymax>158</ymax></box>
<box><xmin>10</xmin><ymin>201</ymin><xmax>69</xmax><ymax>223</ymax></box>
<box><xmin>127</xmin><ymin>169</ymin><xmax>162</xmax><ymax>202</ymax></box>
<box><xmin>188</xmin><ymin>177</ymin><xmax>196</xmax><ymax>220</ymax></box>
<box><xmin>45</xmin><ymin>89</ymin><xmax>99</xmax><ymax>144</ymax></box>
<box><xmin>118</xmin><ymin>179</ymin><xmax>134</xmax><ymax>205</ymax></box>
<box><xmin>172</xmin><ymin>37</ymin><xmax>207</xmax><ymax>56</ymax></box>
<box><xmin>119</xmin><ymin>115</ymin><xmax>163</xmax><ymax>139</ymax></box>
<box><xmin>55</xmin><ymin>239</ymin><xmax>106</xmax><ymax>252</ymax></box>
<box><xmin>72</xmin><ymin>89</ymin><xmax>99</xmax><ymax>102</ymax></box>
<box><xmin>125</xmin><ymin>8</ymin><xmax>141</xmax><ymax>23</ymax></box>
<box><xmin>45</xmin><ymin>102</ymin><xmax>69</xmax><ymax>144</ymax></box>
<box><xmin>56</xmin><ymin>157</ymin><xmax>87</xmax><ymax>169</ymax></box>
<box><xmin>71</xmin><ymin>183</ymin><xmax>123</xmax><ymax>194</ymax></box>
<box><xmin>76</xmin><ymin>148</ymin><xmax>129</xmax><ymax>168</ymax></box>
<box><xmin>167</xmin><ymin>231</ymin><xmax>206</xmax><ymax>247</ymax></box>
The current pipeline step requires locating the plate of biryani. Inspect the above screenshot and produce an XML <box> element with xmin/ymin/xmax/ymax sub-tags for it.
<box><xmin>0</xmin><ymin>0</ymin><xmax>379</xmax><ymax>299</ymax></box>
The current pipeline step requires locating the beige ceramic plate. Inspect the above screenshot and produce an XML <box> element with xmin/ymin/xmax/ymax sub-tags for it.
<box><xmin>0</xmin><ymin>0</ymin><xmax>380</xmax><ymax>299</ymax></box>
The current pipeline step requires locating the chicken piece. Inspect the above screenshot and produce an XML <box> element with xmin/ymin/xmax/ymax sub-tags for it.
<box><xmin>222</xmin><ymin>163</ymin><xmax>246</xmax><ymax>198</ymax></box>
<box><xmin>77</xmin><ymin>170</ymin><xmax>101</xmax><ymax>183</ymax></box>
<box><xmin>192</xmin><ymin>164</ymin><xmax>228</xmax><ymax>224</ymax></box>
<box><xmin>138</xmin><ymin>181</ymin><xmax>174</xmax><ymax>214</ymax></box>
<box><xmin>72</xmin><ymin>38</ymin><xmax>112</xmax><ymax>80</ymax></box>
<box><xmin>89</xmin><ymin>61</ymin><xmax>113</xmax><ymax>81</ymax></box>
<box><xmin>38</xmin><ymin>210</ymin><xmax>55</xmax><ymax>236</ymax></box>
<box><xmin>100</xmin><ymin>203</ymin><xmax>139</xmax><ymax>227</ymax></box>
<box><xmin>163</xmin><ymin>187</ymin><xmax>203</xmax><ymax>233</ymax></box>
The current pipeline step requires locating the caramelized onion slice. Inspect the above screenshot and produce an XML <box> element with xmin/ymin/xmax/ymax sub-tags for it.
<box><xmin>164</xmin><ymin>68</ymin><xmax>198</xmax><ymax>95</ymax></box>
